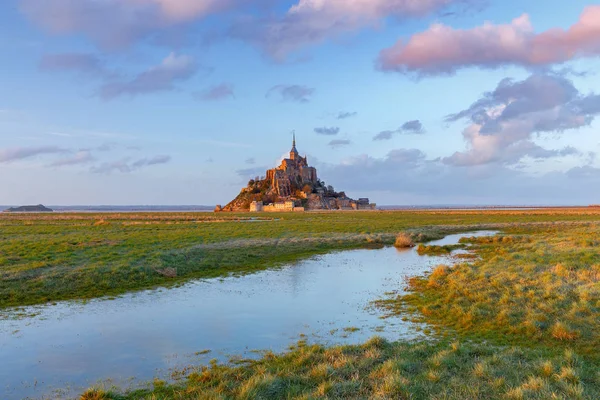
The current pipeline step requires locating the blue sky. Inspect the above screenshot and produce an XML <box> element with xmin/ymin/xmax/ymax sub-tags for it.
<box><xmin>2</xmin><ymin>0</ymin><xmax>600</xmax><ymax>205</ymax></box>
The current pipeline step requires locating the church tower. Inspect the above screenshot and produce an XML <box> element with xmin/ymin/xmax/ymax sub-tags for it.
<box><xmin>290</xmin><ymin>132</ymin><xmax>299</xmax><ymax>160</ymax></box>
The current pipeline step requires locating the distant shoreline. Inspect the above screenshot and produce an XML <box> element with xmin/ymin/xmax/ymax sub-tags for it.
<box><xmin>1</xmin><ymin>206</ymin><xmax>215</xmax><ymax>213</ymax></box>
<box><xmin>1</xmin><ymin>205</ymin><xmax>596</xmax><ymax>213</ymax></box>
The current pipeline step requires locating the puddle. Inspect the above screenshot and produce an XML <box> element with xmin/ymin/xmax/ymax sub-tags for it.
<box><xmin>0</xmin><ymin>231</ymin><xmax>497</xmax><ymax>399</ymax></box>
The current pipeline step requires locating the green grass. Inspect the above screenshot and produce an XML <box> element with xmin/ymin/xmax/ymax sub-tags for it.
<box><xmin>3</xmin><ymin>209</ymin><xmax>600</xmax><ymax>309</ymax></box>
<box><xmin>379</xmin><ymin>224</ymin><xmax>600</xmax><ymax>356</ymax></box>
<box><xmin>5</xmin><ymin>210</ymin><xmax>600</xmax><ymax>398</ymax></box>
<box><xmin>86</xmin><ymin>338</ymin><xmax>600</xmax><ymax>399</ymax></box>
<box><xmin>416</xmin><ymin>243</ymin><xmax>465</xmax><ymax>255</ymax></box>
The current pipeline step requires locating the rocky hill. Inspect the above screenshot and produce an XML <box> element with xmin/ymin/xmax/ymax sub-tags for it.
<box><xmin>220</xmin><ymin>136</ymin><xmax>375</xmax><ymax>212</ymax></box>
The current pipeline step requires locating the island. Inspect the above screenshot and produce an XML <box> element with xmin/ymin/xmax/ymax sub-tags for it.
<box><xmin>4</xmin><ymin>204</ymin><xmax>54</xmax><ymax>213</ymax></box>
<box><xmin>220</xmin><ymin>135</ymin><xmax>376</xmax><ymax>212</ymax></box>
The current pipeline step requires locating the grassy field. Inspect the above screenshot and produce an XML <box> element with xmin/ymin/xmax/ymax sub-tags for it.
<box><xmin>3</xmin><ymin>210</ymin><xmax>600</xmax><ymax>398</ymax></box>
<box><xmin>85</xmin><ymin>338</ymin><xmax>599</xmax><ymax>399</ymax></box>
<box><xmin>379</xmin><ymin>223</ymin><xmax>600</xmax><ymax>356</ymax></box>
<box><xmin>3</xmin><ymin>209</ymin><xmax>600</xmax><ymax>310</ymax></box>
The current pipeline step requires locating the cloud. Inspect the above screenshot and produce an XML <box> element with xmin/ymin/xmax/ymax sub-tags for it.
<box><xmin>373</xmin><ymin>130</ymin><xmax>395</xmax><ymax>141</ymax></box>
<box><xmin>48</xmin><ymin>151</ymin><xmax>95</xmax><ymax>167</ymax></box>
<box><xmin>20</xmin><ymin>0</ymin><xmax>237</xmax><ymax>49</ymax></box>
<box><xmin>337</xmin><ymin>111</ymin><xmax>357</xmax><ymax>120</ymax></box>
<box><xmin>91</xmin><ymin>155</ymin><xmax>171</xmax><ymax>174</ymax></box>
<box><xmin>0</xmin><ymin>146</ymin><xmax>67</xmax><ymax>163</ymax></box>
<box><xmin>39</xmin><ymin>53</ymin><xmax>110</xmax><ymax>77</ymax></box>
<box><xmin>194</xmin><ymin>83</ymin><xmax>235</xmax><ymax>101</ymax></box>
<box><xmin>245</xmin><ymin>158</ymin><xmax>256</xmax><ymax>165</ymax></box>
<box><xmin>322</xmin><ymin>148</ymin><xmax>427</xmax><ymax>187</ymax></box>
<box><xmin>328</xmin><ymin>139</ymin><xmax>351</xmax><ymax>148</ymax></box>
<box><xmin>567</xmin><ymin>165</ymin><xmax>600</xmax><ymax>179</ymax></box>
<box><xmin>230</xmin><ymin>0</ymin><xmax>476</xmax><ymax>60</ymax></box>
<box><xmin>236</xmin><ymin>166</ymin><xmax>266</xmax><ymax>180</ymax></box>
<box><xmin>99</xmin><ymin>53</ymin><xmax>199</xmax><ymax>99</ymax></box>
<box><xmin>39</xmin><ymin>52</ymin><xmax>206</xmax><ymax>100</ymax></box>
<box><xmin>266</xmin><ymin>85</ymin><xmax>315</xmax><ymax>103</ymax></box>
<box><xmin>378</xmin><ymin>6</ymin><xmax>600</xmax><ymax>75</ymax></box>
<box><xmin>318</xmin><ymin>148</ymin><xmax>600</xmax><ymax>204</ymax></box>
<box><xmin>373</xmin><ymin>120</ymin><xmax>425</xmax><ymax>140</ymax></box>
<box><xmin>22</xmin><ymin>0</ymin><xmax>475</xmax><ymax>58</ymax></box>
<box><xmin>444</xmin><ymin>73</ymin><xmax>600</xmax><ymax>166</ymax></box>
<box><xmin>314</xmin><ymin>126</ymin><xmax>340</xmax><ymax>135</ymax></box>
<box><xmin>134</xmin><ymin>155</ymin><xmax>171</xmax><ymax>167</ymax></box>
<box><xmin>401</xmin><ymin>120</ymin><xmax>425</xmax><ymax>134</ymax></box>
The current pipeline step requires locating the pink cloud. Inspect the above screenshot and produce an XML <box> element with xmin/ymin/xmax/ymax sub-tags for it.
<box><xmin>230</xmin><ymin>0</ymin><xmax>474</xmax><ymax>60</ymax></box>
<box><xmin>20</xmin><ymin>0</ymin><xmax>236</xmax><ymax>48</ymax></box>
<box><xmin>378</xmin><ymin>6</ymin><xmax>600</xmax><ymax>75</ymax></box>
<box><xmin>99</xmin><ymin>53</ymin><xmax>200</xmax><ymax>99</ymax></box>
<box><xmin>21</xmin><ymin>0</ymin><xmax>475</xmax><ymax>55</ymax></box>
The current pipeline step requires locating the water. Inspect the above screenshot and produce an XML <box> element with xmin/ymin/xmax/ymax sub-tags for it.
<box><xmin>0</xmin><ymin>231</ymin><xmax>497</xmax><ymax>399</ymax></box>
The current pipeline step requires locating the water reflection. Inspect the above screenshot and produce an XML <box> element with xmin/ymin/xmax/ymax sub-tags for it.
<box><xmin>0</xmin><ymin>231</ymin><xmax>497</xmax><ymax>399</ymax></box>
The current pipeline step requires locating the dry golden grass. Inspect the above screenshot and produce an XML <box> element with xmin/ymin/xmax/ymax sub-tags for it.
<box><xmin>380</xmin><ymin>224</ymin><xmax>600</xmax><ymax>355</ymax></box>
<box><xmin>551</xmin><ymin>322</ymin><xmax>580</xmax><ymax>341</ymax></box>
<box><xmin>80</xmin><ymin>388</ymin><xmax>110</xmax><ymax>400</ymax></box>
<box><xmin>394</xmin><ymin>232</ymin><xmax>415</xmax><ymax>248</ymax></box>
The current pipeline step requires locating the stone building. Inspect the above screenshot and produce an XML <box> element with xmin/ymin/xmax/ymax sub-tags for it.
<box><xmin>266</xmin><ymin>133</ymin><xmax>318</xmax><ymax>197</ymax></box>
<box><xmin>250</xmin><ymin>201</ymin><xmax>263</xmax><ymax>212</ymax></box>
<box><xmin>263</xmin><ymin>200</ymin><xmax>304</xmax><ymax>212</ymax></box>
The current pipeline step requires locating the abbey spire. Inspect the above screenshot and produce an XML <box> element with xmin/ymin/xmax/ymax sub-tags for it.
<box><xmin>290</xmin><ymin>131</ymin><xmax>299</xmax><ymax>160</ymax></box>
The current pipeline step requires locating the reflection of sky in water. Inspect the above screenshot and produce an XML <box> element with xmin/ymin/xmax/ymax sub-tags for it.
<box><xmin>0</xmin><ymin>231</ymin><xmax>496</xmax><ymax>399</ymax></box>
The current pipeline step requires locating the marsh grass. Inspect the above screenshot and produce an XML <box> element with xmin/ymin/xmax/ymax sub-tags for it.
<box><xmin>416</xmin><ymin>243</ymin><xmax>465</xmax><ymax>255</ymax></box>
<box><xmin>5</xmin><ymin>210</ymin><xmax>599</xmax><ymax>309</ymax></box>
<box><xmin>59</xmin><ymin>212</ymin><xmax>600</xmax><ymax>399</ymax></box>
<box><xmin>394</xmin><ymin>232</ymin><xmax>414</xmax><ymax>248</ymax></box>
<box><xmin>93</xmin><ymin>339</ymin><xmax>600</xmax><ymax>399</ymax></box>
<box><xmin>380</xmin><ymin>225</ymin><xmax>600</xmax><ymax>356</ymax></box>
<box><xmin>80</xmin><ymin>388</ymin><xmax>110</xmax><ymax>400</ymax></box>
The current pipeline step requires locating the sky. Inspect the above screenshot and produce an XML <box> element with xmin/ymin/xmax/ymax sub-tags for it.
<box><xmin>2</xmin><ymin>0</ymin><xmax>600</xmax><ymax>206</ymax></box>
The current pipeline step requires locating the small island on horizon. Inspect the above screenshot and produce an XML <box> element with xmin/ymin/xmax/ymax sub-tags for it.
<box><xmin>4</xmin><ymin>204</ymin><xmax>54</xmax><ymax>213</ymax></box>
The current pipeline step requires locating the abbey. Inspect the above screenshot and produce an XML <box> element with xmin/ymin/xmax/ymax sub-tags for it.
<box><xmin>220</xmin><ymin>135</ymin><xmax>376</xmax><ymax>212</ymax></box>
<box><xmin>266</xmin><ymin>134</ymin><xmax>318</xmax><ymax>197</ymax></box>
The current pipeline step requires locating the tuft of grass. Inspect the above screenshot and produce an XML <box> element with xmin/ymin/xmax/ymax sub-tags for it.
<box><xmin>417</xmin><ymin>243</ymin><xmax>464</xmax><ymax>255</ymax></box>
<box><xmin>80</xmin><ymin>388</ymin><xmax>110</xmax><ymax>400</ymax></box>
<box><xmin>394</xmin><ymin>232</ymin><xmax>415</xmax><ymax>248</ymax></box>
<box><xmin>551</xmin><ymin>322</ymin><xmax>580</xmax><ymax>341</ymax></box>
<box><xmin>428</xmin><ymin>265</ymin><xmax>450</xmax><ymax>288</ymax></box>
